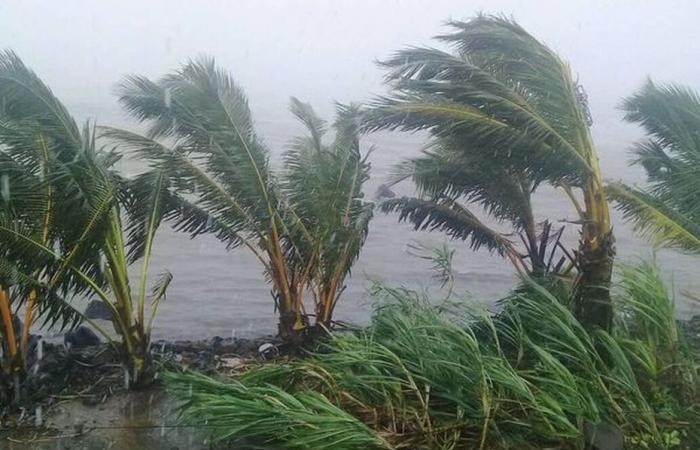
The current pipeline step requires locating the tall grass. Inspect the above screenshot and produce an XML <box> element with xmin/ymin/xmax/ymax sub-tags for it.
<box><xmin>167</xmin><ymin>263</ymin><xmax>698</xmax><ymax>449</ymax></box>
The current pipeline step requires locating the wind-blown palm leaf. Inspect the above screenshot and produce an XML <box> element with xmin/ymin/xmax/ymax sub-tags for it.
<box><xmin>613</xmin><ymin>80</ymin><xmax>700</xmax><ymax>252</ymax></box>
<box><xmin>0</xmin><ymin>50</ymin><xmax>80</xmax><ymax>148</ymax></box>
<box><xmin>381</xmin><ymin>195</ymin><xmax>512</xmax><ymax>255</ymax></box>
<box><xmin>608</xmin><ymin>183</ymin><xmax>700</xmax><ymax>253</ymax></box>
<box><xmin>115</xmin><ymin>57</ymin><xmax>277</xmax><ymax>228</ymax></box>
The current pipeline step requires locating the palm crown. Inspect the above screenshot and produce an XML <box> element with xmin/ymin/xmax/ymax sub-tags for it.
<box><xmin>364</xmin><ymin>15</ymin><xmax>614</xmax><ymax>329</ymax></box>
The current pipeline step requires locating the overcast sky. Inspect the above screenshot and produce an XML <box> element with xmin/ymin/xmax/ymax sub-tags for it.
<box><xmin>1</xmin><ymin>0</ymin><xmax>698</xmax><ymax>149</ymax></box>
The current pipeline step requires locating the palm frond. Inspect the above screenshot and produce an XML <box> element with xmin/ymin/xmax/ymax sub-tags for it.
<box><xmin>381</xmin><ymin>196</ymin><xmax>512</xmax><ymax>255</ymax></box>
<box><xmin>607</xmin><ymin>183</ymin><xmax>700</xmax><ymax>253</ymax></box>
<box><xmin>612</xmin><ymin>80</ymin><xmax>700</xmax><ymax>252</ymax></box>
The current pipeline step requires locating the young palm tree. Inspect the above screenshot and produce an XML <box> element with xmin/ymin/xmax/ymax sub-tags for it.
<box><xmin>0</xmin><ymin>51</ymin><xmax>171</xmax><ymax>388</ymax></box>
<box><xmin>364</xmin><ymin>15</ymin><xmax>614</xmax><ymax>330</ymax></box>
<box><xmin>608</xmin><ymin>80</ymin><xmax>700</xmax><ymax>253</ymax></box>
<box><xmin>104</xmin><ymin>57</ymin><xmax>373</xmax><ymax>340</ymax></box>
<box><xmin>283</xmin><ymin>99</ymin><xmax>373</xmax><ymax>329</ymax></box>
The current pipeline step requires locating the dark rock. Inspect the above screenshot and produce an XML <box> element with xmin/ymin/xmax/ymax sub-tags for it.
<box><xmin>584</xmin><ymin>421</ymin><xmax>624</xmax><ymax>450</ymax></box>
<box><xmin>375</xmin><ymin>183</ymin><xmax>396</xmax><ymax>200</ymax></box>
<box><xmin>84</xmin><ymin>300</ymin><xmax>113</xmax><ymax>320</ymax></box>
<box><xmin>64</xmin><ymin>326</ymin><xmax>101</xmax><ymax>349</ymax></box>
<box><xmin>210</xmin><ymin>336</ymin><xmax>224</xmax><ymax>349</ymax></box>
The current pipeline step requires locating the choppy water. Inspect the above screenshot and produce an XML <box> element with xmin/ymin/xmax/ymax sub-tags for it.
<box><xmin>58</xmin><ymin>104</ymin><xmax>699</xmax><ymax>340</ymax></box>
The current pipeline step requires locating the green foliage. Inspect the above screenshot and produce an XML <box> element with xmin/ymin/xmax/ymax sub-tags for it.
<box><xmin>168</xmin><ymin>262</ymin><xmax>698</xmax><ymax>449</ymax></box>
<box><xmin>364</xmin><ymin>15</ymin><xmax>608</xmax><ymax>280</ymax></box>
<box><xmin>0</xmin><ymin>51</ymin><xmax>171</xmax><ymax>384</ymax></box>
<box><xmin>107</xmin><ymin>59</ymin><xmax>374</xmax><ymax>334</ymax></box>
<box><xmin>165</xmin><ymin>371</ymin><xmax>388</xmax><ymax>450</ymax></box>
<box><xmin>609</xmin><ymin>81</ymin><xmax>700</xmax><ymax>253</ymax></box>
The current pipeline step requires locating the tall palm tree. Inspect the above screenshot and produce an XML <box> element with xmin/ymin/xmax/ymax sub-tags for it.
<box><xmin>104</xmin><ymin>57</ymin><xmax>373</xmax><ymax>340</ymax></box>
<box><xmin>608</xmin><ymin>80</ymin><xmax>700</xmax><ymax>253</ymax></box>
<box><xmin>0</xmin><ymin>51</ymin><xmax>171</xmax><ymax>389</ymax></box>
<box><xmin>364</xmin><ymin>15</ymin><xmax>614</xmax><ymax>330</ymax></box>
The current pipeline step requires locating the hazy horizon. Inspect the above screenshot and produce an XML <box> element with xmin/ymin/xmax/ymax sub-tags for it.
<box><xmin>2</xmin><ymin>1</ymin><xmax>699</xmax><ymax>130</ymax></box>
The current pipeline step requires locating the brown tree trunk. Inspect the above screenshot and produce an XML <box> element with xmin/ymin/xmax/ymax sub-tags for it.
<box><xmin>275</xmin><ymin>288</ymin><xmax>308</xmax><ymax>344</ymax></box>
<box><xmin>573</xmin><ymin>230</ymin><xmax>615</xmax><ymax>331</ymax></box>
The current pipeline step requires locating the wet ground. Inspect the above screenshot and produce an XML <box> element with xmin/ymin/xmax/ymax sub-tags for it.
<box><xmin>1</xmin><ymin>336</ymin><xmax>281</xmax><ymax>450</ymax></box>
<box><xmin>1</xmin><ymin>389</ymin><xmax>219</xmax><ymax>450</ymax></box>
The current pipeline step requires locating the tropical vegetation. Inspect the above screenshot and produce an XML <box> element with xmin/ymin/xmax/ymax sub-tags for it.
<box><xmin>609</xmin><ymin>80</ymin><xmax>700</xmax><ymax>253</ymax></box>
<box><xmin>0</xmin><ymin>50</ymin><xmax>172</xmax><ymax>396</ymax></box>
<box><xmin>105</xmin><ymin>58</ymin><xmax>373</xmax><ymax>340</ymax></box>
<box><xmin>364</xmin><ymin>15</ymin><xmax>615</xmax><ymax>330</ymax></box>
<box><xmin>168</xmin><ymin>262</ymin><xmax>698</xmax><ymax>449</ymax></box>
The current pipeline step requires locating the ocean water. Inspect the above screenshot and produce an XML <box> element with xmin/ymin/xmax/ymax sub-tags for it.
<box><xmin>64</xmin><ymin>103</ymin><xmax>699</xmax><ymax>340</ymax></box>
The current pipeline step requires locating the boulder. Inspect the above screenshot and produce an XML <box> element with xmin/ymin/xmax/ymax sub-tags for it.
<box><xmin>84</xmin><ymin>300</ymin><xmax>113</xmax><ymax>320</ymax></box>
<box><xmin>64</xmin><ymin>325</ymin><xmax>101</xmax><ymax>349</ymax></box>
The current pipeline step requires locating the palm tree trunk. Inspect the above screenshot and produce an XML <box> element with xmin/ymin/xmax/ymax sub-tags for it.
<box><xmin>0</xmin><ymin>287</ymin><xmax>18</xmax><ymax>363</ymax></box>
<box><xmin>573</xmin><ymin>165</ymin><xmax>615</xmax><ymax>331</ymax></box>
<box><xmin>276</xmin><ymin>288</ymin><xmax>307</xmax><ymax>343</ymax></box>
<box><xmin>574</xmin><ymin>230</ymin><xmax>615</xmax><ymax>330</ymax></box>
<box><xmin>20</xmin><ymin>289</ymin><xmax>37</xmax><ymax>367</ymax></box>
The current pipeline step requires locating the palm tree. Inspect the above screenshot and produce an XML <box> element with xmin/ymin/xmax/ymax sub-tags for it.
<box><xmin>364</xmin><ymin>15</ymin><xmax>614</xmax><ymax>330</ymax></box>
<box><xmin>283</xmin><ymin>99</ymin><xmax>373</xmax><ymax>329</ymax></box>
<box><xmin>0</xmin><ymin>51</ymin><xmax>171</xmax><ymax>389</ymax></box>
<box><xmin>104</xmin><ymin>57</ymin><xmax>373</xmax><ymax>341</ymax></box>
<box><xmin>608</xmin><ymin>80</ymin><xmax>700</xmax><ymax>253</ymax></box>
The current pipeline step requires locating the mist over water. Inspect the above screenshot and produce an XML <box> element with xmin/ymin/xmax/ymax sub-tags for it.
<box><xmin>3</xmin><ymin>0</ymin><xmax>698</xmax><ymax>338</ymax></box>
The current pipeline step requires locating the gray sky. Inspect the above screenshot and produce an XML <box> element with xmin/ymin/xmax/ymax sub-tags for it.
<box><xmin>2</xmin><ymin>0</ymin><xmax>698</xmax><ymax>125</ymax></box>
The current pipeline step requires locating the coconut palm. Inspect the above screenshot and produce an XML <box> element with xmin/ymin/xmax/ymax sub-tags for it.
<box><xmin>364</xmin><ymin>15</ymin><xmax>614</xmax><ymax>330</ymax></box>
<box><xmin>608</xmin><ymin>80</ymin><xmax>700</xmax><ymax>253</ymax></box>
<box><xmin>0</xmin><ymin>51</ymin><xmax>171</xmax><ymax>390</ymax></box>
<box><xmin>104</xmin><ymin>57</ymin><xmax>373</xmax><ymax>340</ymax></box>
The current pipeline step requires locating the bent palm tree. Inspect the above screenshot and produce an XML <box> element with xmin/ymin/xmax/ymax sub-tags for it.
<box><xmin>106</xmin><ymin>58</ymin><xmax>373</xmax><ymax>340</ymax></box>
<box><xmin>365</xmin><ymin>15</ymin><xmax>614</xmax><ymax>329</ymax></box>
<box><xmin>608</xmin><ymin>80</ymin><xmax>700</xmax><ymax>252</ymax></box>
<box><xmin>0</xmin><ymin>51</ymin><xmax>171</xmax><ymax>388</ymax></box>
